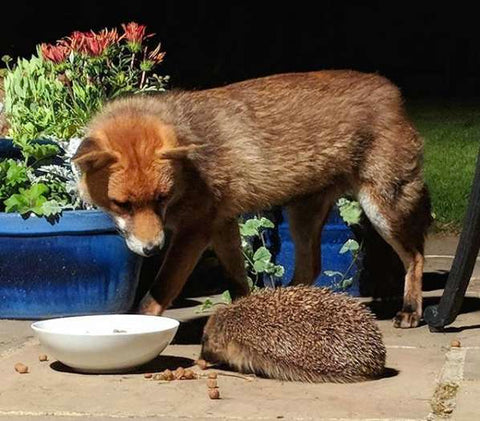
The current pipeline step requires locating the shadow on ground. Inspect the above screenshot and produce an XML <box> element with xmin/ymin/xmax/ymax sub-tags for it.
<box><xmin>50</xmin><ymin>354</ymin><xmax>195</xmax><ymax>375</ymax></box>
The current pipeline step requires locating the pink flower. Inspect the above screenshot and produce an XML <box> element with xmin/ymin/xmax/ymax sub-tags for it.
<box><xmin>40</xmin><ymin>43</ymin><xmax>69</xmax><ymax>63</ymax></box>
<box><xmin>66</xmin><ymin>29</ymin><xmax>119</xmax><ymax>56</ymax></box>
<box><xmin>121</xmin><ymin>22</ymin><xmax>153</xmax><ymax>52</ymax></box>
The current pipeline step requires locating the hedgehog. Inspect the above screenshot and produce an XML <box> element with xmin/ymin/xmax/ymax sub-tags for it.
<box><xmin>200</xmin><ymin>286</ymin><xmax>386</xmax><ymax>383</ymax></box>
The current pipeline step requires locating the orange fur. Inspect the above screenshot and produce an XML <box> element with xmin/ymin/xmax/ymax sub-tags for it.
<box><xmin>73</xmin><ymin>70</ymin><xmax>431</xmax><ymax>327</ymax></box>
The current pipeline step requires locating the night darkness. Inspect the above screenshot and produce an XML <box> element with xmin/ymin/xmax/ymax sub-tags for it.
<box><xmin>1</xmin><ymin>1</ymin><xmax>479</xmax><ymax>98</ymax></box>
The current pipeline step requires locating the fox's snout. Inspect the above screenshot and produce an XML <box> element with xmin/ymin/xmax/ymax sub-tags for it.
<box><xmin>114</xmin><ymin>214</ymin><xmax>166</xmax><ymax>257</ymax></box>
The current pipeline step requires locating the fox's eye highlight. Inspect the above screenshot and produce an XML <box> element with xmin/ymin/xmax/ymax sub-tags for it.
<box><xmin>112</xmin><ymin>199</ymin><xmax>132</xmax><ymax>211</ymax></box>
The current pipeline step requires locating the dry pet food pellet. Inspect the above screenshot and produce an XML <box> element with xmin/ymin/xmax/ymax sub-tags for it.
<box><xmin>196</xmin><ymin>359</ymin><xmax>208</xmax><ymax>370</ymax></box>
<box><xmin>207</xmin><ymin>378</ymin><xmax>218</xmax><ymax>388</ymax></box>
<box><xmin>174</xmin><ymin>367</ymin><xmax>185</xmax><ymax>379</ymax></box>
<box><xmin>163</xmin><ymin>369</ymin><xmax>174</xmax><ymax>381</ymax></box>
<box><xmin>183</xmin><ymin>369</ymin><xmax>196</xmax><ymax>379</ymax></box>
<box><xmin>38</xmin><ymin>354</ymin><xmax>48</xmax><ymax>362</ymax></box>
<box><xmin>208</xmin><ymin>387</ymin><xmax>220</xmax><ymax>399</ymax></box>
<box><xmin>208</xmin><ymin>372</ymin><xmax>218</xmax><ymax>379</ymax></box>
<box><xmin>451</xmin><ymin>339</ymin><xmax>461</xmax><ymax>348</ymax></box>
<box><xmin>153</xmin><ymin>373</ymin><xmax>165</xmax><ymax>381</ymax></box>
<box><xmin>14</xmin><ymin>363</ymin><xmax>28</xmax><ymax>374</ymax></box>
<box><xmin>144</xmin><ymin>373</ymin><xmax>153</xmax><ymax>379</ymax></box>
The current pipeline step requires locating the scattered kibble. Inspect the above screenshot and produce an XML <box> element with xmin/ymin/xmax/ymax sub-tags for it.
<box><xmin>208</xmin><ymin>387</ymin><xmax>220</xmax><ymax>399</ymax></box>
<box><xmin>451</xmin><ymin>339</ymin><xmax>461</xmax><ymax>348</ymax></box>
<box><xmin>208</xmin><ymin>372</ymin><xmax>218</xmax><ymax>379</ymax></box>
<box><xmin>163</xmin><ymin>369</ymin><xmax>174</xmax><ymax>381</ymax></box>
<box><xmin>207</xmin><ymin>378</ymin><xmax>218</xmax><ymax>388</ymax></box>
<box><xmin>183</xmin><ymin>369</ymin><xmax>196</xmax><ymax>380</ymax></box>
<box><xmin>196</xmin><ymin>359</ymin><xmax>208</xmax><ymax>370</ymax></box>
<box><xmin>14</xmin><ymin>363</ymin><xmax>28</xmax><ymax>374</ymax></box>
<box><xmin>174</xmin><ymin>367</ymin><xmax>185</xmax><ymax>380</ymax></box>
<box><xmin>144</xmin><ymin>373</ymin><xmax>153</xmax><ymax>379</ymax></box>
<box><xmin>38</xmin><ymin>354</ymin><xmax>48</xmax><ymax>362</ymax></box>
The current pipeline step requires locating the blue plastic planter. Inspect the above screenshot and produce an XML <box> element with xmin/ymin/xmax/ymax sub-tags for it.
<box><xmin>267</xmin><ymin>208</ymin><xmax>362</xmax><ymax>295</ymax></box>
<box><xmin>0</xmin><ymin>210</ymin><xmax>143</xmax><ymax>319</ymax></box>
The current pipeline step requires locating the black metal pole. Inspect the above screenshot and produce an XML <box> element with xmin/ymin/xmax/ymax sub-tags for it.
<box><xmin>424</xmin><ymin>146</ymin><xmax>480</xmax><ymax>331</ymax></box>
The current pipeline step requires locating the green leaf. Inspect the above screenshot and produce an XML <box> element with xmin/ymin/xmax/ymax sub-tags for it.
<box><xmin>324</xmin><ymin>270</ymin><xmax>343</xmax><ymax>277</ymax></box>
<box><xmin>258</xmin><ymin>217</ymin><xmax>275</xmax><ymax>229</ymax></box>
<box><xmin>273</xmin><ymin>265</ymin><xmax>285</xmax><ymax>278</ymax></box>
<box><xmin>341</xmin><ymin>278</ymin><xmax>354</xmax><ymax>289</ymax></box>
<box><xmin>4</xmin><ymin>183</ymin><xmax>49</xmax><ymax>215</ymax></box>
<box><xmin>221</xmin><ymin>290</ymin><xmax>232</xmax><ymax>305</ymax></box>
<box><xmin>253</xmin><ymin>259</ymin><xmax>268</xmax><ymax>273</ymax></box>
<box><xmin>339</xmin><ymin>239</ymin><xmax>360</xmax><ymax>254</ymax></box>
<box><xmin>5</xmin><ymin>161</ymin><xmax>28</xmax><ymax>186</ymax></box>
<box><xmin>41</xmin><ymin>199</ymin><xmax>63</xmax><ymax>217</ymax></box>
<box><xmin>253</xmin><ymin>246</ymin><xmax>271</xmax><ymax>263</ymax></box>
<box><xmin>196</xmin><ymin>298</ymin><xmax>214</xmax><ymax>314</ymax></box>
<box><xmin>239</xmin><ymin>218</ymin><xmax>262</xmax><ymax>236</ymax></box>
<box><xmin>337</xmin><ymin>198</ymin><xmax>363</xmax><ymax>226</ymax></box>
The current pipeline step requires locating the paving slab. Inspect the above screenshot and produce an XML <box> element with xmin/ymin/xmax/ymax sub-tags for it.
<box><xmin>0</xmin><ymin>233</ymin><xmax>479</xmax><ymax>420</ymax></box>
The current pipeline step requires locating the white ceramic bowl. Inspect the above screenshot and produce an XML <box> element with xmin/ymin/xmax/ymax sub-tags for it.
<box><xmin>31</xmin><ymin>314</ymin><xmax>179</xmax><ymax>373</ymax></box>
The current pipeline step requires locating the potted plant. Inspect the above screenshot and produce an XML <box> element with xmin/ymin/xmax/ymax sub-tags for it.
<box><xmin>0</xmin><ymin>23</ymin><xmax>168</xmax><ymax>319</ymax></box>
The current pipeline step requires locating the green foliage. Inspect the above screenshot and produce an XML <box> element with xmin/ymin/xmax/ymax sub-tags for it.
<box><xmin>408</xmin><ymin>100</ymin><xmax>479</xmax><ymax>232</ymax></box>
<box><xmin>0</xmin><ymin>23</ymin><xmax>169</xmax><ymax>217</ymax></box>
<box><xmin>240</xmin><ymin>215</ymin><xmax>285</xmax><ymax>289</ymax></box>
<box><xmin>337</xmin><ymin>197</ymin><xmax>362</xmax><ymax>226</ymax></box>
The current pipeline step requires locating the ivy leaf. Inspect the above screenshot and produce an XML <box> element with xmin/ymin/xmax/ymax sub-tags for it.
<box><xmin>221</xmin><ymin>290</ymin><xmax>232</xmax><ymax>305</ymax></box>
<box><xmin>196</xmin><ymin>298</ymin><xmax>214</xmax><ymax>314</ymax></box>
<box><xmin>273</xmin><ymin>265</ymin><xmax>285</xmax><ymax>278</ymax></box>
<box><xmin>341</xmin><ymin>278</ymin><xmax>354</xmax><ymax>289</ymax></box>
<box><xmin>324</xmin><ymin>270</ymin><xmax>343</xmax><ymax>277</ymax></box>
<box><xmin>258</xmin><ymin>217</ymin><xmax>275</xmax><ymax>229</ymax></box>
<box><xmin>253</xmin><ymin>259</ymin><xmax>268</xmax><ymax>273</ymax></box>
<box><xmin>337</xmin><ymin>199</ymin><xmax>363</xmax><ymax>226</ymax></box>
<box><xmin>339</xmin><ymin>239</ymin><xmax>360</xmax><ymax>254</ymax></box>
<box><xmin>253</xmin><ymin>246</ymin><xmax>271</xmax><ymax>263</ymax></box>
<box><xmin>239</xmin><ymin>218</ymin><xmax>262</xmax><ymax>236</ymax></box>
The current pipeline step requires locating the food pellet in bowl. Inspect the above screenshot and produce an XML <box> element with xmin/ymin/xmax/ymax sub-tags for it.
<box><xmin>144</xmin><ymin>373</ymin><xmax>153</xmax><ymax>379</ymax></box>
<box><xmin>208</xmin><ymin>372</ymin><xmax>218</xmax><ymax>379</ymax></box>
<box><xmin>38</xmin><ymin>354</ymin><xmax>48</xmax><ymax>362</ymax></box>
<box><xmin>451</xmin><ymin>339</ymin><xmax>461</xmax><ymax>348</ymax></box>
<box><xmin>14</xmin><ymin>363</ymin><xmax>28</xmax><ymax>374</ymax></box>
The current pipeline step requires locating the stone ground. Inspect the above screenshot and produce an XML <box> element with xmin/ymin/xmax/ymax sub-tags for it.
<box><xmin>1</xmin><ymin>234</ymin><xmax>479</xmax><ymax>420</ymax></box>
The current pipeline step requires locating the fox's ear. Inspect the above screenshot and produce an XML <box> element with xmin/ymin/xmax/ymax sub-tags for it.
<box><xmin>157</xmin><ymin>144</ymin><xmax>205</xmax><ymax>160</ymax></box>
<box><xmin>72</xmin><ymin>137</ymin><xmax>118</xmax><ymax>172</ymax></box>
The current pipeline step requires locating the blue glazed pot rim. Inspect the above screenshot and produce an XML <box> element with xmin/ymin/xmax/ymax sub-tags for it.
<box><xmin>0</xmin><ymin>209</ymin><xmax>117</xmax><ymax>236</ymax></box>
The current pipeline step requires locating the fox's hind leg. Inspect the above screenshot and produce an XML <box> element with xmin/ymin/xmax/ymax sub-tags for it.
<box><xmin>287</xmin><ymin>192</ymin><xmax>335</xmax><ymax>286</ymax></box>
<box><xmin>357</xmin><ymin>182</ymin><xmax>431</xmax><ymax>328</ymax></box>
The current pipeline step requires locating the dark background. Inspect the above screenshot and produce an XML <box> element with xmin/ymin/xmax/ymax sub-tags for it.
<box><xmin>1</xmin><ymin>1</ymin><xmax>479</xmax><ymax>98</ymax></box>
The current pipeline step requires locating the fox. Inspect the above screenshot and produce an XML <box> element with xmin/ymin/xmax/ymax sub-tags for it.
<box><xmin>73</xmin><ymin>70</ymin><xmax>431</xmax><ymax>328</ymax></box>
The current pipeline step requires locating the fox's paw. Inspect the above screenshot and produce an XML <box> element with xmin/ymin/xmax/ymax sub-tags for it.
<box><xmin>393</xmin><ymin>311</ymin><xmax>421</xmax><ymax>328</ymax></box>
<box><xmin>138</xmin><ymin>293</ymin><xmax>164</xmax><ymax>316</ymax></box>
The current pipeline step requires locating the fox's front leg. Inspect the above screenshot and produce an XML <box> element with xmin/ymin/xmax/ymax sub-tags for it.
<box><xmin>139</xmin><ymin>227</ymin><xmax>212</xmax><ymax>315</ymax></box>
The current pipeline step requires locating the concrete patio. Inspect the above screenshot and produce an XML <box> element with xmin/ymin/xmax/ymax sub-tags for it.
<box><xmin>1</xmin><ymin>234</ymin><xmax>479</xmax><ymax>421</ymax></box>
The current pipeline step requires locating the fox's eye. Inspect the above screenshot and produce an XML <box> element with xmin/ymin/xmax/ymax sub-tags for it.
<box><xmin>112</xmin><ymin>199</ymin><xmax>131</xmax><ymax>212</ymax></box>
<box><xmin>156</xmin><ymin>194</ymin><xmax>166</xmax><ymax>203</ymax></box>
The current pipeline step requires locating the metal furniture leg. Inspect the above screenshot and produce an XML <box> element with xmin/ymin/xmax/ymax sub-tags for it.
<box><xmin>424</xmin><ymin>146</ymin><xmax>480</xmax><ymax>331</ymax></box>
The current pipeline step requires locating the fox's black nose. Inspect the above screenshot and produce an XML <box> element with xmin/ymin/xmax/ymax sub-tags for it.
<box><xmin>142</xmin><ymin>244</ymin><xmax>162</xmax><ymax>257</ymax></box>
